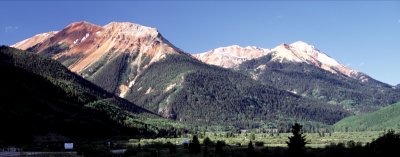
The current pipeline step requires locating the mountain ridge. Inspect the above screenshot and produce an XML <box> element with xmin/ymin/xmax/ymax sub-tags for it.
<box><xmin>195</xmin><ymin>41</ymin><xmax>399</xmax><ymax>113</ymax></box>
<box><xmin>11</xmin><ymin>21</ymin><xmax>351</xmax><ymax>129</ymax></box>
<box><xmin>13</xmin><ymin>21</ymin><xmax>191</xmax><ymax>97</ymax></box>
<box><xmin>195</xmin><ymin>41</ymin><xmax>371</xmax><ymax>82</ymax></box>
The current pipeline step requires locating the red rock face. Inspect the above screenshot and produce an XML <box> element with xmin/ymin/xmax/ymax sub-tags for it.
<box><xmin>12</xmin><ymin>21</ymin><xmax>189</xmax><ymax>97</ymax></box>
<box><xmin>32</xmin><ymin>21</ymin><xmax>103</xmax><ymax>54</ymax></box>
<box><xmin>13</xmin><ymin>21</ymin><xmax>187</xmax><ymax>70</ymax></box>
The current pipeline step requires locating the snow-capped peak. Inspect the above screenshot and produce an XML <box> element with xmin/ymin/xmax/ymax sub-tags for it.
<box><xmin>286</xmin><ymin>41</ymin><xmax>341</xmax><ymax>66</ymax></box>
<box><xmin>290</xmin><ymin>41</ymin><xmax>314</xmax><ymax>50</ymax></box>
<box><xmin>196</xmin><ymin>41</ymin><xmax>360</xmax><ymax>79</ymax></box>
<box><xmin>270</xmin><ymin>41</ymin><xmax>356</xmax><ymax>76</ymax></box>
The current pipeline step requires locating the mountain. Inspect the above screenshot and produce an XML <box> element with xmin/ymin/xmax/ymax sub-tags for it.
<box><xmin>334</xmin><ymin>102</ymin><xmax>400</xmax><ymax>131</ymax></box>
<box><xmin>196</xmin><ymin>42</ymin><xmax>400</xmax><ymax>113</ymax></box>
<box><xmin>194</xmin><ymin>45</ymin><xmax>270</xmax><ymax>68</ymax></box>
<box><xmin>196</xmin><ymin>41</ymin><xmax>372</xmax><ymax>82</ymax></box>
<box><xmin>12</xmin><ymin>21</ymin><xmax>350</xmax><ymax>129</ymax></box>
<box><xmin>122</xmin><ymin>54</ymin><xmax>350</xmax><ymax>128</ymax></box>
<box><xmin>0</xmin><ymin>46</ymin><xmax>176</xmax><ymax>145</ymax></box>
<box><xmin>13</xmin><ymin>21</ymin><xmax>188</xmax><ymax>97</ymax></box>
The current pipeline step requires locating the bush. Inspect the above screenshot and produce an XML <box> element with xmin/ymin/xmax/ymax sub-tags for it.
<box><xmin>203</xmin><ymin>137</ymin><xmax>213</xmax><ymax>146</ymax></box>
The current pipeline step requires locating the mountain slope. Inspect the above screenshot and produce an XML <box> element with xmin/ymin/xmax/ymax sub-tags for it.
<box><xmin>196</xmin><ymin>42</ymin><xmax>400</xmax><ymax>113</ymax></box>
<box><xmin>238</xmin><ymin>55</ymin><xmax>400</xmax><ymax>113</ymax></box>
<box><xmin>12</xmin><ymin>22</ymin><xmax>350</xmax><ymax>129</ymax></box>
<box><xmin>123</xmin><ymin>54</ymin><xmax>349</xmax><ymax>128</ymax></box>
<box><xmin>12</xmin><ymin>31</ymin><xmax>58</xmax><ymax>50</ymax></box>
<box><xmin>0</xmin><ymin>46</ymin><xmax>175</xmax><ymax>145</ymax></box>
<box><xmin>334</xmin><ymin>102</ymin><xmax>400</xmax><ymax>131</ymax></box>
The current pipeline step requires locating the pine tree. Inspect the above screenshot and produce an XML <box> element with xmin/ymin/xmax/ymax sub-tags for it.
<box><xmin>189</xmin><ymin>135</ymin><xmax>201</xmax><ymax>154</ymax></box>
<box><xmin>247</xmin><ymin>141</ymin><xmax>255</xmax><ymax>157</ymax></box>
<box><xmin>286</xmin><ymin>123</ymin><xmax>308</xmax><ymax>157</ymax></box>
<box><xmin>203</xmin><ymin>137</ymin><xmax>212</xmax><ymax>157</ymax></box>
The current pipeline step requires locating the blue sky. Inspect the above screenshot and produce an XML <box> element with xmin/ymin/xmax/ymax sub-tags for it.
<box><xmin>1</xmin><ymin>1</ymin><xmax>399</xmax><ymax>85</ymax></box>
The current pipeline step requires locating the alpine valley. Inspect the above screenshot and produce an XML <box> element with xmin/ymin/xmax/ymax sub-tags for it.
<box><xmin>11</xmin><ymin>21</ymin><xmax>400</xmax><ymax>131</ymax></box>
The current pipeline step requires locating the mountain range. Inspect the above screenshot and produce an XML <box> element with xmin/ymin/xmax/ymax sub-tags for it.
<box><xmin>196</xmin><ymin>42</ymin><xmax>400</xmax><ymax>113</ymax></box>
<box><xmin>11</xmin><ymin>21</ymin><xmax>400</xmax><ymax>130</ymax></box>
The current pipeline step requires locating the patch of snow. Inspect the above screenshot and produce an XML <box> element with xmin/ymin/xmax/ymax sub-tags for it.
<box><xmin>128</xmin><ymin>80</ymin><xmax>136</xmax><ymax>88</ymax></box>
<box><xmin>145</xmin><ymin>87</ymin><xmax>153</xmax><ymax>94</ymax></box>
<box><xmin>359</xmin><ymin>76</ymin><xmax>369</xmax><ymax>83</ymax></box>
<box><xmin>81</xmin><ymin>33</ymin><xmax>90</xmax><ymax>42</ymax></box>
<box><xmin>73</xmin><ymin>39</ymin><xmax>79</xmax><ymax>45</ymax></box>
<box><xmin>250</xmin><ymin>72</ymin><xmax>259</xmax><ymax>80</ymax></box>
<box><xmin>164</xmin><ymin>83</ymin><xmax>176</xmax><ymax>92</ymax></box>
<box><xmin>289</xmin><ymin>90</ymin><xmax>298</xmax><ymax>94</ymax></box>
<box><xmin>256</xmin><ymin>64</ymin><xmax>267</xmax><ymax>70</ymax></box>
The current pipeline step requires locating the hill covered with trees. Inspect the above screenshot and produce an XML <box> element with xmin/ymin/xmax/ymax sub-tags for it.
<box><xmin>124</xmin><ymin>54</ymin><xmax>350</xmax><ymax>129</ymax></box>
<box><xmin>334</xmin><ymin>102</ymin><xmax>400</xmax><ymax>131</ymax></box>
<box><xmin>237</xmin><ymin>55</ymin><xmax>400</xmax><ymax>114</ymax></box>
<box><xmin>0</xmin><ymin>46</ymin><xmax>178</xmax><ymax>146</ymax></box>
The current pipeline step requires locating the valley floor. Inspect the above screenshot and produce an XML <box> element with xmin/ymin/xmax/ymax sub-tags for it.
<box><xmin>134</xmin><ymin>131</ymin><xmax>386</xmax><ymax>148</ymax></box>
<box><xmin>2</xmin><ymin>131</ymin><xmax>399</xmax><ymax>157</ymax></box>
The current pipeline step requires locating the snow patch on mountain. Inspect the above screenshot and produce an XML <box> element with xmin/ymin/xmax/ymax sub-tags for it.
<box><xmin>81</xmin><ymin>33</ymin><xmax>90</xmax><ymax>42</ymax></box>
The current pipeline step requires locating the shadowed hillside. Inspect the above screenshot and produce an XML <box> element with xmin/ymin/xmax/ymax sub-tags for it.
<box><xmin>0</xmin><ymin>46</ymin><xmax>177</xmax><ymax>146</ymax></box>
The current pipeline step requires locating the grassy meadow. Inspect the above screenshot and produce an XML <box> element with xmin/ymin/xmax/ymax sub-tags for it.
<box><xmin>126</xmin><ymin>131</ymin><xmax>387</xmax><ymax>148</ymax></box>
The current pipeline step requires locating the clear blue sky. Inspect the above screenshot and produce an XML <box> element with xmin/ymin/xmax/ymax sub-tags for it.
<box><xmin>1</xmin><ymin>1</ymin><xmax>399</xmax><ymax>85</ymax></box>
